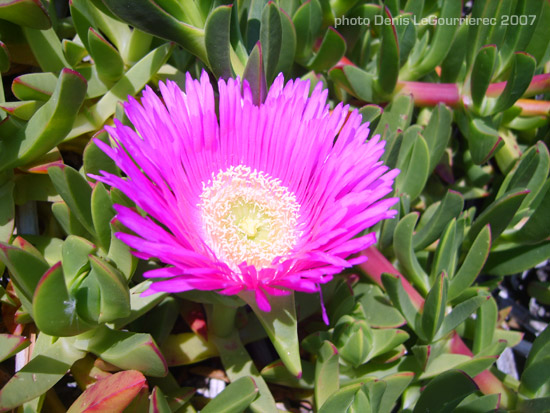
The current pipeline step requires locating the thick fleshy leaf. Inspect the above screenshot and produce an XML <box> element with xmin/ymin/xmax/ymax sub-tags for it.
<box><xmin>261</xmin><ymin>359</ymin><xmax>314</xmax><ymax>389</ymax></box>
<box><xmin>414</xmin><ymin>190</ymin><xmax>464</xmax><ymax>251</ymax></box>
<box><xmin>260</xmin><ymin>2</ymin><xmax>282</xmax><ymax>83</ymax></box>
<box><xmin>315</xmin><ymin>340</ymin><xmax>340</xmax><ymax>409</ymax></box>
<box><xmin>293</xmin><ymin>0</ymin><xmax>322</xmax><ymax>62</ymax></box>
<box><xmin>0</xmin><ymin>334</ymin><xmax>29</xmax><ymax>363</ymax></box>
<box><xmin>88</xmin><ymin>255</ymin><xmax>130</xmax><ymax>323</ymax></box>
<box><xmin>422</xmin><ymin>103</ymin><xmax>453</xmax><ymax>174</ymax></box>
<box><xmin>393</xmin><ymin>213</ymin><xmax>430</xmax><ymax>295</ymax></box>
<box><xmin>242</xmin><ymin>42</ymin><xmax>267</xmax><ymax>106</ymax></box>
<box><xmin>91</xmin><ymin>183</ymin><xmax>115</xmax><ymax>251</ymax></box>
<box><xmin>468</xmin><ymin>190</ymin><xmax>529</xmax><ymax>244</ymax></box>
<box><xmin>0</xmin><ymin>100</ymin><xmax>44</xmax><ymax>121</ymax></box>
<box><xmin>61</xmin><ymin>235</ymin><xmax>96</xmax><ymax>286</ymax></box>
<box><xmin>0</xmin><ymin>0</ymin><xmax>50</xmax><ymax>29</ymax></box>
<box><xmin>470</xmin><ymin>45</ymin><xmax>497</xmax><ymax>111</ymax></box>
<box><xmin>490</xmin><ymin>52</ymin><xmax>536</xmax><ymax>115</ymax></box>
<box><xmin>413</xmin><ymin>370</ymin><xmax>478</xmax><ymax>413</ymax></box>
<box><xmin>473</xmin><ymin>296</ymin><xmax>498</xmax><ymax>354</ymax></box>
<box><xmin>49</xmin><ymin>165</ymin><xmax>95</xmax><ymax>236</ymax></box>
<box><xmin>0</xmin><ymin>69</ymin><xmax>87</xmax><ymax>171</ymax></box>
<box><xmin>87</xmin><ymin>28</ymin><xmax>124</xmax><ymax>84</ymax></box>
<box><xmin>448</xmin><ymin>225</ymin><xmax>491</xmax><ymax>300</ymax></box>
<box><xmin>240</xmin><ymin>291</ymin><xmax>301</xmax><ymax>378</ymax></box>
<box><xmin>22</xmin><ymin>27</ymin><xmax>70</xmax><ymax>72</ymax></box>
<box><xmin>205</xmin><ymin>5</ymin><xmax>233</xmax><ymax>79</ymax></box>
<box><xmin>101</xmin><ymin>0</ymin><xmax>207</xmax><ymax>63</ymax></box>
<box><xmin>382</xmin><ymin>273</ymin><xmax>421</xmax><ymax>337</ymax></box>
<box><xmin>434</xmin><ymin>294</ymin><xmax>489</xmax><ymax>341</ymax></box>
<box><xmin>307</xmin><ymin>28</ymin><xmax>346</xmax><ymax>72</ymax></box>
<box><xmin>354</xmin><ymin>283</ymin><xmax>405</xmax><ymax>328</ymax></box>
<box><xmin>466</xmin><ymin>117</ymin><xmax>503</xmax><ymax>165</ymax></box>
<box><xmin>376</xmin><ymin>7</ymin><xmax>399</xmax><ymax>96</ymax></box>
<box><xmin>0</xmin><ymin>241</ymin><xmax>49</xmax><ymax>304</ymax></box>
<box><xmin>33</xmin><ymin>262</ymin><xmax>96</xmax><ymax>336</ymax></box>
<box><xmin>11</xmin><ymin>72</ymin><xmax>57</xmax><ymax>101</ymax></box>
<box><xmin>0</xmin><ymin>335</ymin><xmax>85</xmax><ymax>410</ymax></box>
<box><xmin>74</xmin><ymin>326</ymin><xmax>168</xmax><ymax>377</ymax></box>
<box><xmin>67</xmin><ymin>370</ymin><xmax>147</xmax><ymax>413</ymax></box>
<box><xmin>202</xmin><ymin>376</ymin><xmax>258</xmax><ymax>413</ymax></box>
<box><xmin>421</xmin><ymin>273</ymin><xmax>447</xmax><ymax>342</ymax></box>
<box><xmin>485</xmin><ymin>241</ymin><xmax>550</xmax><ymax>276</ymax></box>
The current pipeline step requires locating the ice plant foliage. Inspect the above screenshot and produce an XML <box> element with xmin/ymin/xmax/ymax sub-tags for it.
<box><xmin>92</xmin><ymin>72</ymin><xmax>398</xmax><ymax>312</ymax></box>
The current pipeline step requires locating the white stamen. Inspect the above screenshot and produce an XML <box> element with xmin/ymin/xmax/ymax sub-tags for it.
<box><xmin>199</xmin><ymin>165</ymin><xmax>301</xmax><ymax>270</ymax></box>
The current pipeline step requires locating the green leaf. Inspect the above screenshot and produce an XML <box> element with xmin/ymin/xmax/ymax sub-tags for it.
<box><xmin>449</xmin><ymin>225</ymin><xmax>491</xmax><ymax>300</ymax></box>
<box><xmin>148</xmin><ymin>386</ymin><xmax>172</xmax><ymax>413</ymax></box>
<box><xmin>466</xmin><ymin>117</ymin><xmax>503</xmax><ymax>165</ymax></box>
<box><xmin>239</xmin><ymin>291</ymin><xmax>301</xmax><ymax>379</ymax></box>
<box><xmin>315</xmin><ymin>340</ymin><xmax>340</xmax><ymax>409</ymax></box>
<box><xmin>261</xmin><ymin>359</ymin><xmax>314</xmax><ymax>389</ymax></box>
<box><xmin>490</xmin><ymin>52</ymin><xmax>536</xmax><ymax>115</ymax></box>
<box><xmin>470</xmin><ymin>45</ymin><xmax>497</xmax><ymax>110</ymax></box>
<box><xmin>468</xmin><ymin>190</ymin><xmax>529</xmax><ymax>244</ymax></box>
<box><xmin>342</xmin><ymin>66</ymin><xmax>376</xmax><ymax>102</ymax></box>
<box><xmin>243</xmin><ymin>42</ymin><xmax>267</xmax><ymax>106</ymax></box>
<box><xmin>0</xmin><ymin>69</ymin><xmax>87</xmax><ymax>171</ymax></box>
<box><xmin>307</xmin><ymin>28</ymin><xmax>346</xmax><ymax>72</ymax></box>
<box><xmin>520</xmin><ymin>357</ymin><xmax>550</xmax><ymax>398</ymax></box>
<box><xmin>0</xmin><ymin>242</ymin><xmax>49</xmax><ymax>304</ymax></box>
<box><xmin>402</xmin><ymin>0</ymin><xmax>461</xmax><ymax>79</ymax></box>
<box><xmin>414</xmin><ymin>191</ymin><xmax>464</xmax><ymax>251</ymax></box>
<box><xmin>260</xmin><ymin>2</ymin><xmax>282</xmax><ymax>84</ymax></box>
<box><xmin>11</xmin><ymin>72</ymin><xmax>57</xmax><ymax>101</ymax></box>
<box><xmin>382</xmin><ymin>273</ymin><xmax>421</xmax><ymax>337</ymax></box>
<box><xmin>0</xmin><ymin>0</ymin><xmax>50</xmax><ymax>29</ymax></box>
<box><xmin>22</xmin><ymin>27</ymin><xmax>70</xmax><ymax>73</ymax></box>
<box><xmin>473</xmin><ymin>296</ymin><xmax>498</xmax><ymax>354</ymax></box>
<box><xmin>49</xmin><ymin>166</ymin><xmax>95</xmax><ymax>237</ymax></box>
<box><xmin>430</xmin><ymin>220</ymin><xmax>457</xmax><ymax>280</ymax></box>
<box><xmin>393</xmin><ymin>213</ymin><xmax>430</xmax><ymax>295</ymax></box>
<box><xmin>413</xmin><ymin>370</ymin><xmax>478</xmax><ymax>413</ymax></box>
<box><xmin>101</xmin><ymin>0</ymin><xmax>207</xmax><ymax>63</ymax></box>
<box><xmin>83</xmin><ymin>130</ymin><xmax>120</xmax><ymax>180</ymax></box>
<box><xmin>293</xmin><ymin>0</ymin><xmax>322</xmax><ymax>62</ymax></box>
<box><xmin>318</xmin><ymin>382</ymin><xmax>365</xmax><ymax>413</ymax></box>
<box><xmin>376</xmin><ymin>7</ymin><xmax>399</xmax><ymax>96</ymax></box>
<box><xmin>0</xmin><ymin>100</ymin><xmax>44</xmax><ymax>121</ymax></box>
<box><xmin>354</xmin><ymin>283</ymin><xmax>405</xmax><ymax>328</ymax></box>
<box><xmin>88</xmin><ymin>255</ymin><xmax>130</xmax><ymax>323</ymax></box>
<box><xmin>91</xmin><ymin>183</ymin><xmax>115</xmax><ymax>251</ymax></box>
<box><xmin>485</xmin><ymin>241</ymin><xmax>550</xmax><ymax>276</ymax></box>
<box><xmin>422</xmin><ymin>103</ymin><xmax>453</xmax><ymax>174</ymax></box>
<box><xmin>0</xmin><ymin>334</ymin><xmax>30</xmax><ymax>363</ymax></box>
<box><xmin>202</xmin><ymin>376</ymin><xmax>259</xmax><ymax>413</ymax></box>
<box><xmin>205</xmin><ymin>5</ymin><xmax>233</xmax><ymax>79</ymax></box>
<box><xmin>61</xmin><ymin>235</ymin><xmax>96</xmax><ymax>287</ymax></box>
<box><xmin>421</xmin><ymin>273</ymin><xmax>447</xmax><ymax>342</ymax></box>
<box><xmin>33</xmin><ymin>262</ymin><xmax>95</xmax><ymax>336</ymax></box>
<box><xmin>435</xmin><ymin>295</ymin><xmax>489</xmax><ymax>341</ymax></box>
<box><xmin>111</xmin><ymin>281</ymin><xmax>166</xmax><ymax>329</ymax></box>
<box><xmin>68</xmin><ymin>370</ymin><xmax>147</xmax><ymax>413</ymax></box>
<box><xmin>74</xmin><ymin>326</ymin><xmax>168</xmax><ymax>377</ymax></box>
<box><xmin>87</xmin><ymin>28</ymin><xmax>125</xmax><ymax>84</ymax></box>
<box><xmin>333</xmin><ymin>318</ymin><xmax>372</xmax><ymax>368</ymax></box>
<box><xmin>62</xmin><ymin>39</ymin><xmax>88</xmax><ymax>67</ymax></box>
<box><xmin>455</xmin><ymin>394</ymin><xmax>501</xmax><ymax>413</ymax></box>
<box><xmin>0</xmin><ymin>336</ymin><xmax>85</xmax><ymax>411</ymax></box>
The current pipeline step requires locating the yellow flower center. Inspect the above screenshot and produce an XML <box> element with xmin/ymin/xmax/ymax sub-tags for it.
<box><xmin>199</xmin><ymin>165</ymin><xmax>301</xmax><ymax>270</ymax></box>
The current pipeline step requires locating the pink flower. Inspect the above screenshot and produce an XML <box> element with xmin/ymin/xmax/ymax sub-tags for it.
<box><xmin>92</xmin><ymin>72</ymin><xmax>398</xmax><ymax>315</ymax></box>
